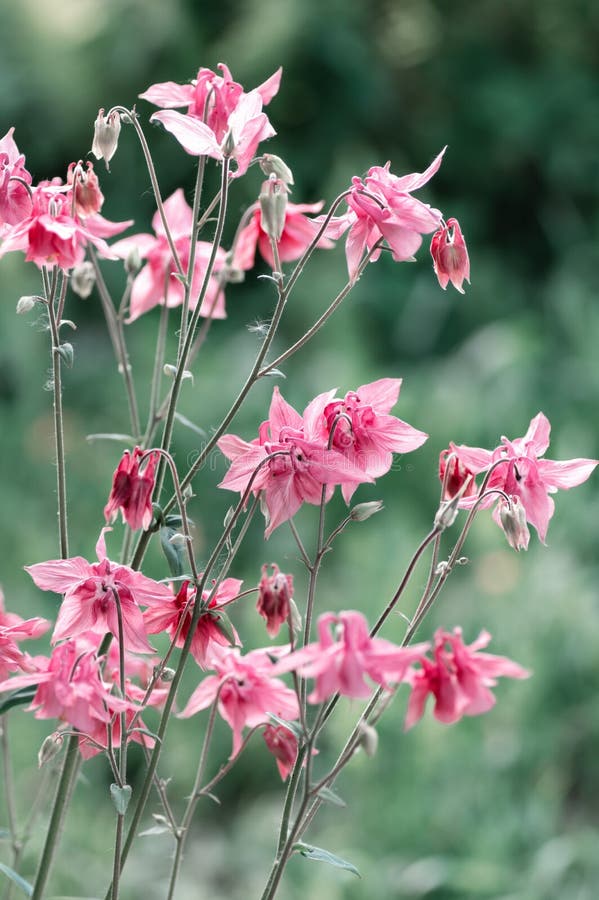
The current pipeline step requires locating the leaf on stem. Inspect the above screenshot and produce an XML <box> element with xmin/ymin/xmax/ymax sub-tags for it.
<box><xmin>160</xmin><ymin>525</ymin><xmax>189</xmax><ymax>578</ymax></box>
<box><xmin>0</xmin><ymin>685</ymin><xmax>37</xmax><ymax>715</ymax></box>
<box><xmin>0</xmin><ymin>863</ymin><xmax>33</xmax><ymax>897</ymax></box>
<box><xmin>316</xmin><ymin>786</ymin><xmax>347</xmax><ymax>808</ymax></box>
<box><xmin>292</xmin><ymin>843</ymin><xmax>361</xmax><ymax>878</ymax></box>
<box><xmin>109</xmin><ymin>783</ymin><xmax>132</xmax><ymax>816</ymax></box>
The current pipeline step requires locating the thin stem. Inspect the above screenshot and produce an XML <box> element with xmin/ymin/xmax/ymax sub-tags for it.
<box><xmin>46</xmin><ymin>281</ymin><xmax>69</xmax><ymax>559</ymax></box>
<box><xmin>1</xmin><ymin>716</ymin><xmax>19</xmax><ymax>900</ymax></box>
<box><xmin>176</xmin><ymin>155</ymin><xmax>207</xmax><ymax>364</ymax></box>
<box><xmin>142</xmin><ymin>302</ymin><xmax>169</xmax><ymax>448</ymax></box>
<box><xmin>288</xmin><ymin>519</ymin><xmax>312</xmax><ymax>571</ymax></box>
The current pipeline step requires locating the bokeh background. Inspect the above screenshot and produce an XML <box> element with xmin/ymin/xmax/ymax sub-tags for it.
<box><xmin>2</xmin><ymin>1</ymin><xmax>599</xmax><ymax>898</ymax></box>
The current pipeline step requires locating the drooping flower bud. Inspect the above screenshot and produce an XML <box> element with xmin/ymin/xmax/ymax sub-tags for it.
<box><xmin>92</xmin><ymin>109</ymin><xmax>122</xmax><ymax>171</ymax></box>
<box><xmin>430</xmin><ymin>217</ymin><xmax>470</xmax><ymax>294</ymax></box>
<box><xmin>259</xmin><ymin>175</ymin><xmax>288</xmax><ymax>243</ymax></box>
<box><xmin>257</xmin><ymin>563</ymin><xmax>294</xmax><ymax>638</ymax></box>
<box><xmin>259</xmin><ymin>153</ymin><xmax>294</xmax><ymax>186</ymax></box>
<box><xmin>350</xmin><ymin>500</ymin><xmax>384</xmax><ymax>522</ymax></box>
<box><xmin>263</xmin><ymin>724</ymin><xmax>298</xmax><ymax>780</ymax></box>
<box><xmin>439</xmin><ymin>447</ymin><xmax>477</xmax><ymax>500</ymax></box>
<box><xmin>16</xmin><ymin>295</ymin><xmax>38</xmax><ymax>314</ymax></box>
<box><xmin>104</xmin><ymin>447</ymin><xmax>158</xmax><ymax>531</ymax></box>
<box><xmin>71</xmin><ymin>261</ymin><xmax>96</xmax><ymax>298</ymax></box>
<box><xmin>67</xmin><ymin>160</ymin><xmax>104</xmax><ymax>216</ymax></box>
<box><xmin>499</xmin><ymin>495</ymin><xmax>529</xmax><ymax>551</ymax></box>
<box><xmin>38</xmin><ymin>731</ymin><xmax>64</xmax><ymax>768</ymax></box>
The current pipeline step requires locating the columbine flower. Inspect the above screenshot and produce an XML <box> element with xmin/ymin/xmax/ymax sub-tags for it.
<box><xmin>143</xmin><ymin>577</ymin><xmax>243</xmax><ymax>668</ymax></box>
<box><xmin>430</xmin><ymin>217</ymin><xmax>470</xmax><ymax>293</ymax></box>
<box><xmin>218</xmin><ymin>386</ymin><xmax>368</xmax><ymax>537</ymax></box>
<box><xmin>25</xmin><ymin>530</ymin><xmax>171</xmax><ymax>653</ymax></box>
<box><xmin>444</xmin><ymin>412</ymin><xmax>598</xmax><ymax>543</ymax></box>
<box><xmin>104</xmin><ymin>447</ymin><xmax>158</xmax><ymax>531</ymax></box>
<box><xmin>111</xmin><ymin>188</ymin><xmax>226</xmax><ymax>322</ymax></box>
<box><xmin>0</xmin><ymin>589</ymin><xmax>50</xmax><ymax>680</ymax></box>
<box><xmin>263</xmin><ymin>724</ymin><xmax>298</xmax><ymax>780</ymax></box>
<box><xmin>404</xmin><ymin>628</ymin><xmax>530</xmax><ymax>730</ymax></box>
<box><xmin>274</xmin><ymin>610</ymin><xmax>428</xmax><ymax>704</ymax></box>
<box><xmin>233</xmin><ymin>198</ymin><xmax>333</xmax><ymax>271</ymax></box>
<box><xmin>179</xmin><ymin>645</ymin><xmax>299</xmax><ymax>756</ymax></box>
<box><xmin>257</xmin><ymin>564</ymin><xmax>293</xmax><ymax>638</ymax></box>
<box><xmin>91</xmin><ymin>109</ymin><xmax>122</xmax><ymax>170</ymax></box>
<box><xmin>0</xmin><ymin>127</ymin><xmax>33</xmax><ymax>227</ymax></box>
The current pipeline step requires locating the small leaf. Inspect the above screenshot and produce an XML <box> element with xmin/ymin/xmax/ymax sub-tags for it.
<box><xmin>57</xmin><ymin>342</ymin><xmax>74</xmax><ymax>368</ymax></box>
<box><xmin>160</xmin><ymin>525</ymin><xmax>188</xmax><ymax>578</ymax></box>
<box><xmin>0</xmin><ymin>863</ymin><xmax>33</xmax><ymax>897</ymax></box>
<box><xmin>128</xmin><ymin>727</ymin><xmax>162</xmax><ymax>745</ymax></box>
<box><xmin>174</xmin><ymin>412</ymin><xmax>206</xmax><ymax>437</ymax></box>
<box><xmin>267</xmin><ymin>714</ymin><xmax>303</xmax><ymax>740</ymax></box>
<box><xmin>0</xmin><ymin>685</ymin><xmax>37</xmax><ymax>715</ymax></box>
<box><xmin>261</xmin><ymin>368</ymin><xmax>286</xmax><ymax>379</ymax></box>
<box><xmin>164</xmin><ymin>514</ymin><xmax>184</xmax><ymax>529</ymax></box>
<box><xmin>85</xmin><ymin>433</ymin><xmax>136</xmax><ymax>445</ymax></box>
<box><xmin>316</xmin><ymin>786</ymin><xmax>346</xmax><ymax>808</ymax></box>
<box><xmin>139</xmin><ymin>825</ymin><xmax>171</xmax><ymax>837</ymax></box>
<box><xmin>293</xmin><ymin>843</ymin><xmax>361</xmax><ymax>878</ymax></box>
<box><xmin>110</xmin><ymin>783</ymin><xmax>132</xmax><ymax>816</ymax></box>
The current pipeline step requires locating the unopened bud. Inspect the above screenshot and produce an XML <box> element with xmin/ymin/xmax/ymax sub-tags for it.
<box><xmin>288</xmin><ymin>598</ymin><xmax>302</xmax><ymax>637</ymax></box>
<box><xmin>156</xmin><ymin>666</ymin><xmax>176</xmax><ymax>683</ymax></box>
<box><xmin>71</xmin><ymin>262</ymin><xmax>96</xmax><ymax>298</ymax></box>
<box><xmin>434</xmin><ymin>498</ymin><xmax>459</xmax><ymax>531</ymax></box>
<box><xmin>16</xmin><ymin>295</ymin><xmax>38</xmax><ymax>314</ymax></box>
<box><xmin>350</xmin><ymin>501</ymin><xmax>384</xmax><ymax>522</ymax></box>
<box><xmin>221</xmin><ymin>129</ymin><xmax>236</xmax><ymax>158</ymax></box>
<box><xmin>357</xmin><ymin>721</ymin><xmax>378</xmax><ymax>757</ymax></box>
<box><xmin>125</xmin><ymin>245</ymin><xmax>142</xmax><ymax>276</ymax></box>
<box><xmin>499</xmin><ymin>496</ymin><xmax>529</xmax><ymax>551</ymax></box>
<box><xmin>38</xmin><ymin>731</ymin><xmax>64</xmax><ymax>768</ymax></box>
<box><xmin>92</xmin><ymin>108</ymin><xmax>122</xmax><ymax>171</ymax></box>
<box><xmin>259</xmin><ymin>176</ymin><xmax>288</xmax><ymax>242</ymax></box>
<box><xmin>260</xmin><ymin>153</ymin><xmax>294</xmax><ymax>185</ymax></box>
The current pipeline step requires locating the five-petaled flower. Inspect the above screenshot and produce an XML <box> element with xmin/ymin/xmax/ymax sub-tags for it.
<box><xmin>104</xmin><ymin>446</ymin><xmax>158</xmax><ymax>531</ymax></box>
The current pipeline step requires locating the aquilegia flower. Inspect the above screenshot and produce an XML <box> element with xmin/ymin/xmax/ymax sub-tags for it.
<box><xmin>104</xmin><ymin>446</ymin><xmax>158</xmax><ymax>531</ymax></box>
<box><xmin>430</xmin><ymin>217</ymin><xmax>470</xmax><ymax>293</ymax></box>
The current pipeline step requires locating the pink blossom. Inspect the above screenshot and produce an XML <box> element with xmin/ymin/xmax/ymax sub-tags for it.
<box><xmin>143</xmin><ymin>577</ymin><xmax>243</xmax><ymax>668</ymax></box>
<box><xmin>274</xmin><ymin>610</ymin><xmax>428</xmax><ymax>704</ymax></box>
<box><xmin>67</xmin><ymin>160</ymin><xmax>104</xmax><ymax>217</ymax></box>
<box><xmin>179</xmin><ymin>645</ymin><xmax>299</xmax><ymax>756</ymax></box>
<box><xmin>263</xmin><ymin>724</ymin><xmax>298</xmax><ymax>780</ymax></box>
<box><xmin>140</xmin><ymin>63</ymin><xmax>281</xmax><ymax>143</ymax></box>
<box><xmin>0</xmin><ymin>638</ymin><xmax>133</xmax><ymax>743</ymax></box>
<box><xmin>218</xmin><ymin>387</ymin><xmax>369</xmax><ymax>537</ymax></box>
<box><xmin>439</xmin><ymin>444</ymin><xmax>478</xmax><ymax>501</ymax></box>
<box><xmin>311</xmin><ymin>378</ymin><xmax>428</xmax><ymax>502</ymax></box>
<box><xmin>234</xmin><ymin>199</ymin><xmax>333</xmax><ymax>270</ymax></box>
<box><xmin>111</xmin><ymin>188</ymin><xmax>226</xmax><ymax>322</ymax></box>
<box><xmin>445</xmin><ymin>412</ymin><xmax>598</xmax><ymax>543</ymax></box>
<box><xmin>430</xmin><ymin>217</ymin><xmax>470</xmax><ymax>293</ymax></box>
<box><xmin>404</xmin><ymin>628</ymin><xmax>530</xmax><ymax>730</ymax></box>
<box><xmin>0</xmin><ymin>127</ymin><xmax>33</xmax><ymax>227</ymax></box>
<box><xmin>257</xmin><ymin>564</ymin><xmax>294</xmax><ymax>638</ymax></box>
<box><xmin>0</xmin><ymin>588</ymin><xmax>52</xmax><ymax>680</ymax></box>
<box><xmin>25</xmin><ymin>530</ymin><xmax>171</xmax><ymax>653</ymax></box>
<box><xmin>317</xmin><ymin>149</ymin><xmax>445</xmax><ymax>282</ymax></box>
<box><xmin>104</xmin><ymin>446</ymin><xmax>158</xmax><ymax>531</ymax></box>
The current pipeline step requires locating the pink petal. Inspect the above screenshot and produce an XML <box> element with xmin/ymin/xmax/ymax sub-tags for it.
<box><xmin>151</xmin><ymin>110</ymin><xmax>222</xmax><ymax>158</ymax></box>
<box><xmin>139</xmin><ymin>81</ymin><xmax>195</xmax><ymax>108</ymax></box>
<box><xmin>256</xmin><ymin>67</ymin><xmax>282</xmax><ymax>105</ymax></box>
<box><xmin>536</xmin><ymin>457</ymin><xmax>598</xmax><ymax>490</ymax></box>
<box><xmin>26</xmin><ymin>557</ymin><xmax>92</xmax><ymax>593</ymax></box>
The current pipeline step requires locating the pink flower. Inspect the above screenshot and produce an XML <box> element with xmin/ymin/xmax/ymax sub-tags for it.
<box><xmin>404</xmin><ymin>628</ymin><xmax>530</xmax><ymax>730</ymax></box>
<box><xmin>179</xmin><ymin>645</ymin><xmax>299</xmax><ymax>756</ymax></box>
<box><xmin>140</xmin><ymin>63</ymin><xmax>281</xmax><ymax>143</ymax></box>
<box><xmin>0</xmin><ymin>127</ymin><xmax>33</xmax><ymax>227</ymax></box>
<box><xmin>439</xmin><ymin>444</ymin><xmax>478</xmax><ymax>501</ymax></box>
<box><xmin>317</xmin><ymin>149</ymin><xmax>445</xmax><ymax>282</ymax></box>
<box><xmin>67</xmin><ymin>160</ymin><xmax>105</xmax><ymax>217</ymax></box>
<box><xmin>111</xmin><ymin>188</ymin><xmax>226</xmax><ymax>322</ymax></box>
<box><xmin>104</xmin><ymin>446</ymin><xmax>158</xmax><ymax>531</ymax></box>
<box><xmin>445</xmin><ymin>412</ymin><xmax>598</xmax><ymax>543</ymax></box>
<box><xmin>218</xmin><ymin>387</ymin><xmax>369</xmax><ymax>537</ymax></box>
<box><xmin>274</xmin><ymin>610</ymin><xmax>428</xmax><ymax>704</ymax></box>
<box><xmin>25</xmin><ymin>530</ymin><xmax>171</xmax><ymax>653</ymax></box>
<box><xmin>0</xmin><ymin>638</ymin><xmax>133</xmax><ymax>742</ymax></box>
<box><xmin>0</xmin><ymin>588</ymin><xmax>51</xmax><ymax>680</ymax></box>
<box><xmin>430</xmin><ymin>217</ymin><xmax>470</xmax><ymax>293</ymax></box>
<box><xmin>263</xmin><ymin>724</ymin><xmax>298</xmax><ymax>780</ymax></box>
<box><xmin>234</xmin><ymin>199</ymin><xmax>333</xmax><ymax>270</ymax></box>
<box><xmin>311</xmin><ymin>378</ymin><xmax>428</xmax><ymax>502</ymax></box>
<box><xmin>151</xmin><ymin>89</ymin><xmax>276</xmax><ymax>178</ymax></box>
<box><xmin>257</xmin><ymin>564</ymin><xmax>294</xmax><ymax>638</ymax></box>
<box><xmin>143</xmin><ymin>577</ymin><xmax>243</xmax><ymax>668</ymax></box>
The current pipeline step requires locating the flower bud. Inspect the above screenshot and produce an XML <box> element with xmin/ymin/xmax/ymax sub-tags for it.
<box><xmin>357</xmin><ymin>721</ymin><xmax>378</xmax><ymax>757</ymax></box>
<box><xmin>259</xmin><ymin>175</ymin><xmax>288</xmax><ymax>243</ymax></box>
<box><xmin>71</xmin><ymin>261</ymin><xmax>96</xmax><ymax>298</ymax></box>
<box><xmin>154</xmin><ymin>665</ymin><xmax>176</xmax><ymax>683</ymax></box>
<box><xmin>434</xmin><ymin>498</ymin><xmax>460</xmax><ymax>531</ymax></box>
<box><xmin>350</xmin><ymin>500</ymin><xmax>384</xmax><ymax>522</ymax></box>
<box><xmin>499</xmin><ymin>496</ymin><xmax>529</xmax><ymax>551</ymax></box>
<box><xmin>16</xmin><ymin>295</ymin><xmax>38</xmax><ymax>314</ymax></box>
<box><xmin>38</xmin><ymin>731</ymin><xmax>64</xmax><ymax>768</ymax></box>
<box><xmin>92</xmin><ymin>108</ymin><xmax>122</xmax><ymax>171</ymax></box>
<box><xmin>260</xmin><ymin>153</ymin><xmax>294</xmax><ymax>186</ymax></box>
<box><xmin>125</xmin><ymin>245</ymin><xmax>142</xmax><ymax>276</ymax></box>
<box><xmin>430</xmin><ymin>217</ymin><xmax>470</xmax><ymax>294</ymax></box>
<box><xmin>257</xmin><ymin>563</ymin><xmax>294</xmax><ymax>638</ymax></box>
<box><xmin>263</xmin><ymin>724</ymin><xmax>298</xmax><ymax>780</ymax></box>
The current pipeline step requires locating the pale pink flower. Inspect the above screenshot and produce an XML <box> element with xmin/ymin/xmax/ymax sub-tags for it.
<box><xmin>140</xmin><ymin>63</ymin><xmax>281</xmax><ymax>143</ymax></box>
<box><xmin>257</xmin><ymin>564</ymin><xmax>294</xmax><ymax>638</ymax></box>
<box><xmin>0</xmin><ymin>588</ymin><xmax>51</xmax><ymax>680</ymax></box>
<box><xmin>67</xmin><ymin>160</ymin><xmax>105</xmax><ymax>217</ymax></box>
<box><xmin>263</xmin><ymin>723</ymin><xmax>298</xmax><ymax>780</ymax></box>
<box><xmin>311</xmin><ymin>378</ymin><xmax>428</xmax><ymax>502</ymax></box>
<box><xmin>25</xmin><ymin>530</ymin><xmax>171</xmax><ymax>653</ymax></box>
<box><xmin>151</xmin><ymin>88</ymin><xmax>276</xmax><ymax>178</ymax></box>
<box><xmin>234</xmin><ymin>199</ymin><xmax>333</xmax><ymax>270</ymax></box>
<box><xmin>179</xmin><ymin>645</ymin><xmax>299</xmax><ymax>756</ymax></box>
<box><xmin>274</xmin><ymin>611</ymin><xmax>428</xmax><ymax>704</ymax></box>
<box><xmin>445</xmin><ymin>412</ymin><xmax>598</xmax><ymax>543</ymax></box>
<box><xmin>317</xmin><ymin>149</ymin><xmax>445</xmax><ymax>282</ymax></box>
<box><xmin>404</xmin><ymin>628</ymin><xmax>530</xmax><ymax>730</ymax></box>
<box><xmin>104</xmin><ymin>446</ymin><xmax>158</xmax><ymax>531</ymax></box>
<box><xmin>218</xmin><ymin>387</ymin><xmax>369</xmax><ymax>537</ymax></box>
<box><xmin>143</xmin><ymin>577</ymin><xmax>243</xmax><ymax>668</ymax></box>
<box><xmin>430</xmin><ymin>217</ymin><xmax>470</xmax><ymax>293</ymax></box>
<box><xmin>0</xmin><ymin>127</ymin><xmax>33</xmax><ymax>227</ymax></box>
<box><xmin>111</xmin><ymin>188</ymin><xmax>226</xmax><ymax>322</ymax></box>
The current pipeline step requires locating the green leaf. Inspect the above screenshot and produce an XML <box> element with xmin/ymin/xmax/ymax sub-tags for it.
<box><xmin>267</xmin><ymin>714</ymin><xmax>303</xmax><ymax>740</ymax></box>
<box><xmin>0</xmin><ymin>685</ymin><xmax>37</xmax><ymax>715</ymax></box>
<box><xmin>138</xmin><ymin>825</ymin><xmax>171</xmax><ymax>837</ymax></box>
<box><xmin>110</xmin><ymin>783</ymin><xmax>132</xmax><ymax>816</ymax></box>
<box><xmin>57</xmin><ymin>342</ymin><xmax>74</xmax><ymax>368</ymax></box>
<box><xmin>293</xmin><ymin>843</ymin><xmax>361</xmax><ymax>878</ymax></box>
<box><xmin>159</xmin><ymin>525</ymin><xmax>188</xmax><ymax>578</ymax></box>
<box><xmin>316</xmin><ymin>786</ymin><xmax>347</xmax><ymax>808</ymax></box>
<box><xmin>0</xmin><ymin>863</ymin><xmax>33</xmax><ymax>897</ymax></box>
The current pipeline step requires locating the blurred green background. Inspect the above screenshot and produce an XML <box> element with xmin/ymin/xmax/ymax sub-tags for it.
<box><xmin>2</xmin><ymin>0</ymin><xmax>599</xmax><ymax>898</ymax></box>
